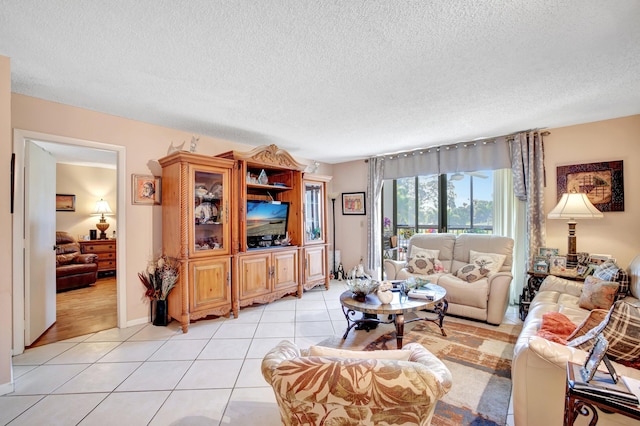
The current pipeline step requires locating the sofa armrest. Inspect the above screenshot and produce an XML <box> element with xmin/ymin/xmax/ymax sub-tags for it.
<box><xmin>538</xmin><ymin>275</ymin><xmax>584</xmax><ymax>298</ymax></box>
<box><xmin>404</xmin><ymin>343</ymin><xmax>453</xmax><ymax>392</ymax></box>
<box><xmin>485</xmin><ymin>272</ymin><xmax>513</xmax><ymax>325</ymax></box>
<box><xmin>261</xmin><ymin>340</ymin><xmax>301</xmax><ymax>384</ymax></box>
<box><xmin>75</xmin><ymin>253</ymin><xmax>98</xmax><ymax>264</ymax></box>
<box><xmin>383</xmin><ymin>259</ymin><xmax>405</xmax><ymax>280</ymax></box>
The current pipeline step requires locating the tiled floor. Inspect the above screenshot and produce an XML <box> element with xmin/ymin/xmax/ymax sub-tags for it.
<box><xmin>2</xmin><ymin>281</ymin><xmax>521</xmax><ymax>425</ymax></box>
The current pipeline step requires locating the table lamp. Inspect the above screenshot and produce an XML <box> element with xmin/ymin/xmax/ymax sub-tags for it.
<box><xmin>92</xmin><ymin>199</ymin><xmax>114</xmax><ymax>239</ymax></box>
<box><xmin>547</xmin><ymin>192</ymin><xmax>603</xmax><ymax>265</ymax></box>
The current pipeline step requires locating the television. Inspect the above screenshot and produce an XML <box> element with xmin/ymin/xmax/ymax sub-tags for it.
<box><xmin>246</xmin><ymin>200</ymin><xmax>290</xmax><ymax>248</ymax></box>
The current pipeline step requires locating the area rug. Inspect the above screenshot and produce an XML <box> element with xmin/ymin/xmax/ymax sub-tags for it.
<box><xmin>324</xmin><ymin>315</ymin><xmax>521</xmax><ymax>426</ymax></box>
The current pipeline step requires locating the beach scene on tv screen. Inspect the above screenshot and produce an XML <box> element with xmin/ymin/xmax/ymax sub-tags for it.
<box><xmin>246</xmin><ymin>202</ymin><xmax>289</xmax><ymax>236</ymax></box>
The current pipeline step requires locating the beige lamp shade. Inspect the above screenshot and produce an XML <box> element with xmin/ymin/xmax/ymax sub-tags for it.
<box><xmin>548</xmin><ymin>192</ymin><xmax>603</xmax><ymax>264</ymax></box>
<box><xmin>92</xmin><ymin>199</ymin><xmax>114</xmax><ymax>239</ymax></box>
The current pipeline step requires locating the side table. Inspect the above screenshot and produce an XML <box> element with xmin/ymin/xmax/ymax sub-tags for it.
<box><xmin>519</xmin><ymin>270</ymin><xmax>585</xmax><ymax>320</ymax></box>
<box><xmin>79</xmin><ymin>239</ymin><xmax>117</xmax><ymax>277</ymax></box>
<box><xmin>565</xmin><ymin>362</ymin><xmax>640</xmax><ymax>425</ymax></box>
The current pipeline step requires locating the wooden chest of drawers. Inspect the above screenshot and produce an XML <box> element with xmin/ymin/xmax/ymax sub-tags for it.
<box><xmin>80</xmin><ymin>239</ymin><xmax>117</xmax><ymax>275</ymax></box>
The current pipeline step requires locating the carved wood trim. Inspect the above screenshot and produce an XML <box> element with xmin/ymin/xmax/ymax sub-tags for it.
<box><xmin>233</xmin><ymin>144</ymin><xmax>307</xmax><ymax>171</ymax></box>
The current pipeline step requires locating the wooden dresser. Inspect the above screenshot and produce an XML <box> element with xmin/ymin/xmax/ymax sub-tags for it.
<box><xmin>80</xmin><ymin>239</ymin><xmax>117</xmax><ymax>276</ymax></box>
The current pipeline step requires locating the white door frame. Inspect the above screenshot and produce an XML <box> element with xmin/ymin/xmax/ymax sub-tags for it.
<box><xmin>12</xmin><ymin>129</ymin><xmax>127</xmax><ymax>355</ymax></box>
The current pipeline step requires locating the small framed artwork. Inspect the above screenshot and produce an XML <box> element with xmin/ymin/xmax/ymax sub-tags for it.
<box><xmin>132</xmin><ymin>174</ymin><xmax>161</xmax><ymax>205</ymax></box>
<box><xmin>539</xmin><ymin>247</ymin><xmax>559</xmax><ymax>260</ymax></box>
<box><xmin>56</xmin><ymin>194</ymin><xmax>76</xmax><ymax>212</ymax></box>
<box><xmin>533</xmin><ymin>261</ymin><xmax>548</xmax><ymax>274</ymax></box>
<box><xmin>342</xmin><ymin>192</ymin><xmax>366</xmax><ymax>215</ymax></box>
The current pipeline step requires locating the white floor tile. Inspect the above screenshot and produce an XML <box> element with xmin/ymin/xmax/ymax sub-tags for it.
<box><xmin>221</xmin><ymin>387</ymin><xmax>280</xmax><ymax>425</ymax></box>
<box><xmin>85</xmin><ymin>324</ymin><xmax>146</xmax><ymax>342</ymax></box>
<box><xmin>116</xmin><ymin>361</ymin><xmax>192</xmax><ymax>391</ymax></box>
<box><xmin>246</xmin><ymin>338</ymin><xmax>288</xmax><ymax>359</ymax></box>
<box><xmin>176</xmin><ymin>359</ymin><xmax>243</xmax><ymax>389</ymax></box>
<box><xmin>53</xmin><ymin>362</ymin><xmax>141</xmax><ymax>394</ymax></box>
<box><xmin>128</xmin><ymin>323</ymin><xmax>181</xmax><ymax>341</ymax></box>
<box><xmin>213</xmin><ymin>322</ymin><xmax>258</xmax><ymax>339</ymax></box>
<box><xmin>12</xmin><ymin>364</ymin><xmax>89</xmax><ymax>395</ymax></box>
<box><xmin>235</xmin><ymin>358</ymin><xmax>268</xmax><ymax>388</ymax></box>
<box><xmin>10</xmin><ymin>393</ymin><xmax>107</xmax><ymax>426</ymax></box>
<box><xmin>170</xmin><ymin>319</ymin><xmax>223</xmax><ymax>340</ymax></box>
<box><xmin>97</xmin><ymin>340</ymin><xmax>165</xmax><ymax>363</ymax></box>
<box><xmin>260</xmin><ymin>310</ymin><xmax>296</xmax><ymax>323</ymax></box>
<box><xmin>0</xmin><ymin>395</ymin><xmax>43</xmax><ymax>425</ymax></box>
<box><xmin>254</xmin><ymin>322</ymin><xmax>295</xmax><ymax>338</ymax></box>
<box><xmin>262</xmin><ymin>298</ymin><xmax>297</xmax><ymax>311</ymax></box>
<box><xmin>199</xmin><ymin>338</ymin><xmax>252</xmax><ymax>360</ymax></box>
<box><xmin>295</xmin><ymin>309</ymin><xmax>331</xmax><ymax>322</ymax></box>
<box><xmin>150</xmin><ymin>389</ymin><xmax>232</xmax><ymax>426</ymax></box>
<box><xmin>46</xmin><ymin>341</ymin><xmax>121</xmax><ymax>364</ymax></box>
<box><xmin>231</xmin><ymin>307</ymin><xmax>264</xmax><ymax>323</ymax></box>
<box><xmin>295</xmin><ymin>320</ymin><xmax>335</xmax><ymax>337</ymax></box>
<box><xmin>10</xmin><ymin>365</ymin><xmax>37</xmax><ymax>380</ymax></box>
<box><xmin>148</xmin><ymin>339</ymin><xmax>208</xmax><ymax>361</ymax></box>
<box><xmin>296</xmin><ymin>299</ymin><xmax>326</xmax><ymax>311</ymax></box>
<box><xmin>79</xmin><ymin>391</ymin><xmax>170</xmax><ymax>426</ymax></box>
<box><xmin>11</xmin><ymin>342</ymin><xmax>77</xmax><ymax>366</ymax></box>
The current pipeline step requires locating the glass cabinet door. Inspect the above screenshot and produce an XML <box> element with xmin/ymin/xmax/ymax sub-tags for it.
<box><xmin>193</xmin><ymin>168</ymin><xmax>228</xmax><ymax>254</ymax></box>
<box><xmin>304</xmin><ymin>182</ymin><xmax>325</xmax><ymax>243</ymax></box>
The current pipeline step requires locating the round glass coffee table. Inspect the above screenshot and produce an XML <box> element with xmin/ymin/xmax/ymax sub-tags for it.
<box><xmin>340</xmin><ymin>284</ymin><xmax>448</xmax><ymax>349</ymax></box>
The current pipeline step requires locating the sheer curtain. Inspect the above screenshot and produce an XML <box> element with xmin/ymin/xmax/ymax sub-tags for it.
<box><xmin>510</xmin><ymin>131</ymin><xmax>547</xmax><ymax>276</ymax></box>
<box><xmin>367</xmin><ymin>157</ymin><xmax>384</xmax><ymax>277</ymax></box>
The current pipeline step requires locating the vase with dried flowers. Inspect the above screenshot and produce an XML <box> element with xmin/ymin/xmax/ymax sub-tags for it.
<box><xmin>138</xmin><ymin>254</ymin><xmax>179</xmax><ymax>326</ymax></box>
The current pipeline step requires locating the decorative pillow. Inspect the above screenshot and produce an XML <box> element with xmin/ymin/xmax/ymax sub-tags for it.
<box><xmin>455</xmin><ymin>264</ymin><xmax>489</xmax><ymax>283</ymax></box>
<box><xmin>594</xmin><ymin>260</ymin><xmax>630</xmax><ymax>301</ymax></box>
<box><xmin>406</xmin><ymin>256</ymin><xmax>436</xmax><ymax>275</ymax></box>
<box><xmin>568</xmin><ymin>301</ymin><xmax>640</xmax><ymax>363</ymax></box>
<box><xmin>535</xmin><ymin>312</ymin><xmax>577</xmax><ymax>345</ymax></box>
<box><xmin>578</xmin><ymin>275</ymin><xmax>619</xmax><ymax>310</ymax></box>
<box><xmin>308</xmin><ymin>346</ymin><xmax>411</xmax><ymax>361</ymax></box>
<box><xmin>566</xmin><ymin>309</ymin><xmax>608</xmax><ymax>342</ymax></box>
<box><xmin>409</xmin><ymin>247</ymin><xmax>440</xmax><ymax>259</ymax></box>
<box><xmin>56</xmin><ymin>253</ymin><xmax>77</xmax><ymax>266</ymax></box>
<box><xmin>469</xmin><ymin>250</ymin><xmax>506</xmax><ymax>275</ymax></box>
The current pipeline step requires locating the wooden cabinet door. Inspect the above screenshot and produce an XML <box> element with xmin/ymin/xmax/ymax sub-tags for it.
<box><xmin>190</xmin><ymin>257</ymin><xmax>230</xmax><ymax>310</ymax></box>
<box><xmin>238</xmin><ymin>253</ymin><xmax>271</xmax><ymax>299</ymax></box>
<box><xmin>273</xmin><ymin>249</ymin><xmax>298</xmax><ymax>291</ymax></box>
<box><xmin>304</xmin><ymin>245</ymin><xmax>326</xmax><ymax>284</ymax></box>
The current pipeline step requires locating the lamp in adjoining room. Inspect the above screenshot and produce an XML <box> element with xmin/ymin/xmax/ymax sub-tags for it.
<box><xmin>92</xmin><ymin>199</ymin><xmax>114</xmax><ymax>239</ymax></box>
<box><xmin>547</xmin><ymin>192</ymin><xmax>603</xmax><ymax>265</ymax></box>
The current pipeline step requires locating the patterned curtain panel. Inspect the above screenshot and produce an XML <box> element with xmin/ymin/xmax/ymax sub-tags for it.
<box><xmin>367</xmin><ymin>157</ymin><xmax>384</xmax><ymax>276</ymax></box>
<box><xmin>511</xmin><ymin>132</ymin><xmax>546</xmax><ymax>271</ymax></box>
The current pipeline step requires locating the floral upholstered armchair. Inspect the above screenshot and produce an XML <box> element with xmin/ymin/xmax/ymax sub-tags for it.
<box><xmin>261</xmin><ymin>340</ymin><xmax>452</xmax><ymax>426</ymax></box>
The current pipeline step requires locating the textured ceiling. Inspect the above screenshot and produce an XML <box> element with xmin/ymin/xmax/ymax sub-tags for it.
<box><xmin>2</xmin><ymin>1</ymin><xmax>640</xmax><ymax>164</ymax></box>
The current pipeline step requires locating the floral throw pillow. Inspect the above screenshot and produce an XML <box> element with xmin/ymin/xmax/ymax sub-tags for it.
<box><xmin>405</xmin><ymin>247</ymin><xmax>440</xmax><ymax>275</ymax></box>
<box><xmin>469</xmin><ymin>250</ymin><xmax>506</xmax><ymax>275</ymax></box>
<box><xmin>455</xmin><ymin>264</ymin><xmax>489</xmax><ymax>283</ymax></box>
<box><xmin>578</xmin><ymin>275</ymin><xmax>619</xmax><ymax>310</ymax></box>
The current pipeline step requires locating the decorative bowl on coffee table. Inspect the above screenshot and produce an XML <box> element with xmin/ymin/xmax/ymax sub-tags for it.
<box><xmin>345</xmin><ymin>278</ymin><xmax>379</xmax><ymax>302</ymax></box>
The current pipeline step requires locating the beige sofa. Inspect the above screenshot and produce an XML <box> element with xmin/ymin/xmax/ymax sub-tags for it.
<box><xmin>384</xmin><ymin>233</ymin><xmax>514</xmax><ymax>325</ymax></box>
<box><xmin>512</xmin><ymin>255</ymin><xmax>640</xmax><ymax>426</ymax></box>
<box><xmin>261</xmin><ymin>340</ymin><xmax>452</xmax><ymax>426</ymax></box>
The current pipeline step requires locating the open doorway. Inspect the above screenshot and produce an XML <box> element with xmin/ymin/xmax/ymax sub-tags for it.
<box><xmin>12</xmin><ymin>129</ymin><xmax>127</xmax><ymax>355</ymax></box>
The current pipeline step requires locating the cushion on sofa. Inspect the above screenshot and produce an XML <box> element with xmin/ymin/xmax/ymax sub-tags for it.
<box><xmin>455</xmin><ymin>263</ymin><xmax>489</xmax><ymax>283</ymax></box>
<box><xmin>437</xmin><ymin>274</ymin><xmax>489</xmax><ymax>309</ymax></box>
<box><xmin>578</xmin><ymin>276</ymin><xmax>619</xmax><ymax>310</ymax></box>
<box><xmin>56</xmin><ymin>253</ymin><xmax>78</xmax><ymax>266</ymax></box>
<box><xmin>593</xmin><ymin>260</ymin><xmax>630</xmax><ymax>301</ymax></box>
<box><xmin>566</xmin><ymin>309</ymin><xmax>608</xmax><ymax>341</ymax></box>
<box><xmin>308</xmin><ymin>346</ymin><xmax>412</xmax><ymax>361</ymax></box>
<box><xmin>469</xmin><ymin>250</ymin><xmax>506</xmax><ymax>275</ymax></box>
<box><xmin>406</xmin><ymin>255</ymin><xmax>437</xmax><ymax>275</ymax></box>
<box><xmin>568</xmin><ymin>301</ymin><xmax>640</xmax><ymax>363</ymax></box>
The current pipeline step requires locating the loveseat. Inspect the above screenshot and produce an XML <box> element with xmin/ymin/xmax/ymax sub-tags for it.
<box><xmin>56</xmin><ymin>231</ymin><xmax>99</xmax><ymax>292</ymax></box>
<box><xmin>261</xmin><ymin>340</ymin><xmax>452</xmax><ymax>426</ymax></box>
<box><xmin>512</xmin><ymin>255</ymin><xmax>640</xmax><ymax>426</ymax></box>
<box><xmin>384</xmin><ymin>233</ymin><xmax>514</xmax><ymax>325</ymax></box>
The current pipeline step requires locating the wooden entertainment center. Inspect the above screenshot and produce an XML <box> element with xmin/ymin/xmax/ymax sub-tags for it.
<box><xmin>159</xmin><ymin>145</ymin><xmax>331</xmax><ymax>332</ymax></box>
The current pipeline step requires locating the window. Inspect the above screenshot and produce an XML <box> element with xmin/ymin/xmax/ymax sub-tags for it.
<box><xmin>383</xmin><ymin>171</ymin><xmax>494</xmax><ymax>259</ymax></box>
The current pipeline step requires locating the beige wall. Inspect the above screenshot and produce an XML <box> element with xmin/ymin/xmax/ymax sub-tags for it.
<box><xmin>331</xmin><ymin>159</ymin><xmax>369</xmax><ymax>271</ymax></box>
<box><xmin>543</xmin><ymin>115</ymin><xmax>640</xmax><ymax>268</ymax></box>
<box><xmin>56</xmin><ymin>163</ymin><xmax>117</xmax><ymax>239</ymax></box>
<box><xmin>0</xmin><ymin>56</ymin><xmax>13</xmax><ymax>391</ymax></box>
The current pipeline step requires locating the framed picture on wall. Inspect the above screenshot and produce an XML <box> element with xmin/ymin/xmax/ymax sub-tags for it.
<box><xmin>132</xmin><ymin>174</ymin><xmax>161</xmax><ymax>205</ymax></box>
<box><xmin>56</xmin><ymin>194</ymin><xmax>76</xmax><ymax>212</ymax></box>
<box><xmin>342</xmin><ymin>192</ymin><xmax>366</xmax><ymax>215</ymax></box>
<box><xmin>556</xmin><ymin>161</ymin><xmax>624</xmax><ymax>212</ymax></box>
